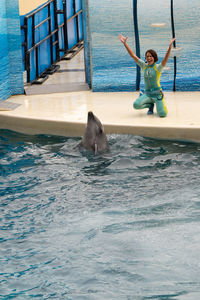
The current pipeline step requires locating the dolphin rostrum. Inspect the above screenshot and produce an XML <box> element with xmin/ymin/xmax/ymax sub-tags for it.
<box><xmin>79</xmin><ymin>111</ymin><xmax>109</xmax><ymax>154</ymax></box>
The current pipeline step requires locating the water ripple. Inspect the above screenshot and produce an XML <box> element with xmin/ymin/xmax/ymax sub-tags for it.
<box><xmin>0</xmin><ymin>130</ymin><xmax>200</xmax><ymax>299</ymax></box>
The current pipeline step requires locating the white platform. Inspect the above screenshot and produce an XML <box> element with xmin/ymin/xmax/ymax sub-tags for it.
<box><xmin>0</xmin><ymin>51</ymin><xmax>200</xmax><ymax>143</ymax></box>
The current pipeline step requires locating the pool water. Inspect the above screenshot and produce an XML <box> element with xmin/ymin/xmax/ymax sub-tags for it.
<box><xmin>1</xmin><ymin>130</ymin><xmax>200</xmax><ymax>299</ymax></box>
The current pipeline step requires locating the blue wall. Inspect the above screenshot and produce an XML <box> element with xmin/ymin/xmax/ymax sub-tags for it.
<box><xmin>84</xmin><ymin>0</ymin><xmax>200</xmax><ymax>92</ymax></box>
<box><xmin>0</xmin><ymin>0</ymin><xmax>24</xmax><ymax>100</ymax></box>
<box><xmin>84</xmin><ymin>0</ymin><xmax>136</xmax><ymax>92</ymax></box>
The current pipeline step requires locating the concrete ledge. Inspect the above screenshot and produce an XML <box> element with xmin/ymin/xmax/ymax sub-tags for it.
<box><xmin>0</xmin><ymin>114</ymin><xmax>85</xmax><ymax>136</ymax></box>
<box><xmin>105</xmin><ymin>124</ymin><xmax>200</xmax><ymax>143</ymax></box>
<box><xmin>1</xmin><ymin>114</ymin><xmax>200</xmax><ymax>143</ymax></box>
<box><xmin>0</xmin><ymin>91</ymin><xmax>200</xmax><ymax>143</ymax></box>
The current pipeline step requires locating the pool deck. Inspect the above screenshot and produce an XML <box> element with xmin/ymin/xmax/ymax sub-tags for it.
<box><xmin>0</xmin><ymin>51</ymin><xmax>200</xmax><ymax>143</ymax></box>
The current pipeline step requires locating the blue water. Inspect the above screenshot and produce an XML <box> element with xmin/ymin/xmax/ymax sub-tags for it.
<box><xmin>1</xmin><ymin>130</ymin><xmax>200</xmax><ymax>299</ymax></box>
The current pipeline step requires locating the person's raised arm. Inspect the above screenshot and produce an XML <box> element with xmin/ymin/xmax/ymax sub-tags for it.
<box><xmin>118</xmin><ymin>34</ymin><xmax>139</xmax><ymax>64</ymax></box>
<box><xmin>161</xmin><ymin>38</ymin><xmax>176</xmax><ymax>67</ymax></box>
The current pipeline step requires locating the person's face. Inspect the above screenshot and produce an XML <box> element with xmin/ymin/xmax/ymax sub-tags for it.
<box><xmin>146</xmin><ymin>52</ymin><xmax>155</xmax><ymax>65</ymax></box>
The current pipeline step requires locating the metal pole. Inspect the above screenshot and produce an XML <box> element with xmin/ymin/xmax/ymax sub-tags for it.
<box><xmin>53</xmin><ymin>0</ymin><xmax>59</xmax><ymax>60</ymax></box>
<box><xmin>62</xmin><ymin>0</ymin><xmax>69</xmax><ymax>51</ymax></box>
<box><xmin>48</xmin><ymin>3</ymin><xmax>53</xmax><ymax>64</ymax></box>
<box><xmin>73</xmin><ymin>0</ymin><xmax>80</xmax><ymax>43</ymax></box>
<box><xmin>171</xmin><ymin>0</ymin><xmax>176</xmax><ymax>91</ymax></box>
<box><xmin>133</xmin><ymin>0</ymin><xmax>141</xmax><ymax>91</ymax></box>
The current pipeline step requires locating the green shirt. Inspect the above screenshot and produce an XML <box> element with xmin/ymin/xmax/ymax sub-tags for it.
<box><xmin>137</xmin><ymin>59</ymin><xmax>164</xmax><ymax>94</ymax></box>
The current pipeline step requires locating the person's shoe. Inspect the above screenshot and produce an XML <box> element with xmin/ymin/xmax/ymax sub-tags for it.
<box><xmin>147</xmin><ymin>103</ymin><xmax>154</xmax><ymax>115</ymax></box>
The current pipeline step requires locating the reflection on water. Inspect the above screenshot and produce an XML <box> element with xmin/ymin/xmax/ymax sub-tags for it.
<box><xmin>0</xmin><ymin>130</ymin><xmax>200</xmax><ymax>299</ymax></box>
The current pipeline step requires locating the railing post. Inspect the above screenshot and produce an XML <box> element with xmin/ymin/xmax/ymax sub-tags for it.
<box><xmin>31</xmin><ymin>14</ymin><xmax>40</xmax><ymax>78</ymax></box>
<box><xmin>48</xmin><ymin>3</ymin><xmax>53</xmax><ymax>64</ymax></box>
<box><xmin>73</xmin><ymin>0</ymin><xmax>80</xmax><ymax>43</ymax></box>
<box><xmin>62</xmin><ymin>0</ymin><xmax>69</xmax><ymax>51</ymax></box>
<box><xmin>171</xmin><ymin>0</ymin><xmax>176</xmax><ymax>91</ymax></box>
<box><xmin>22</xmin><ymin>17</ymin><xmax>28</xmax><ymax>81</ymax></box>
<box><xmin>53</xmin><ymin>0</ymin><xmax>59</xmax><ymax>60</ymax></box>
<box><xmin>133</xmin><ymin>0</ymin><xmax>141</xmax><ymax>91</ymax></box>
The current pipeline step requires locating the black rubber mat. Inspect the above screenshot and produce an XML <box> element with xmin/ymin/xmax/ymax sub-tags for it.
<box><xmin>24</xmin><ymin>82</ymin><xmax>90</xmax><ymax>95</ymax></box>
<box><xmin>0</xmin><ymin>101</ymin><xmax>21</xmax><ymax>111</ymax></box>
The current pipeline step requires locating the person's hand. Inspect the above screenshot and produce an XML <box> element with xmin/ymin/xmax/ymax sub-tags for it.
<box><xmin>169</xmin><ymin>38</ymin><xmax>176</xmax><ymax>48</ymax></box>
<box><xmin>118</xmin><ymin>34</ymin><xmax>128</xmax><ymax>44</ymax></box>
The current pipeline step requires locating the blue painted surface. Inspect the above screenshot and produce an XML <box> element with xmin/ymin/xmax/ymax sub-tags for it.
<box><xmin>86</xmin><ymin>0</ymin><xmax>137</xmax><ymax>92</ymax></box>
<box><xmin>0</xmin><ymin>0</ymin><xmax>24</xmax><ymax>100</ymax></box>
<box><xmin>85</xmin><ymin>0</ymin><xmax>200</xmax><ymax>92</ymax></box>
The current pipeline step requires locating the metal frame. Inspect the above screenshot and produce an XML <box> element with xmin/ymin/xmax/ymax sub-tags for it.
<box><xmin>21</xmin><ymin>0</ymin><xmax>84</xmax><ymax>84</ymax></box>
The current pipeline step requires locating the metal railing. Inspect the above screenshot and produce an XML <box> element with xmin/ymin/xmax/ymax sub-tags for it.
<box><xmin>21</xmin><ymin>0</ymin><xmax>84</xmax><ymax>84</ymax></box>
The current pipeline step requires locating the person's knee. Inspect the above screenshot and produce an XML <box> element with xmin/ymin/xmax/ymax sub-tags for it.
<box><xmin>158</xmin><ymin>110</ymin><xmax>167</xmax><ymax>118</ymax></box>
<box><xmin>156</xmin><ymin>98</ymin><xmax>168</xmax><ymax>117</ymax></box>
<box><xmin>133</xmin><ymin>100</ymin><xmax>140</xmax><ymax>109</ymax></box>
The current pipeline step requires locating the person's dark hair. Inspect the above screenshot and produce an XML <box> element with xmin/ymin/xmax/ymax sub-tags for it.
<box><xmin>145</xmin><ymin>49</ymin><xmax>158</xmax><ymax>62</ymax></box>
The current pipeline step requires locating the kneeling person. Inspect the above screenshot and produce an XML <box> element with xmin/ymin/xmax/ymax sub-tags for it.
<box><xmin>119</xmin><ymin>34</ymin><xmax>176</xmax><ymax>117</ymax></box>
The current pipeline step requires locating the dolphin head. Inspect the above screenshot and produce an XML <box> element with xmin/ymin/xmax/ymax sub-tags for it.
<box><xmin>81</xmin><ymin>111</ymin><xmax>109</xmax><ymax>154</ymax></box>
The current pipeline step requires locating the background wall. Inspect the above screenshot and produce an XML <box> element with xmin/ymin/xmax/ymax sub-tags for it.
<box><xmin>86</xmin><ymin>0</ymin><xmax>136</xmax><ymax>92</ymax></box>
<box><xmin>85</xmin><ymin>0</ymin><xmax>200</xmax><ymax>92</ymax></box>
<box><xmin>137</xmin><ymin>0</ymin><xmax>200</xmax><ymax>92</ymax></box>
<box><xmin>0</xmin><ymin>0</ymin><xmax>24</xmax><ymax>100</ymax></box>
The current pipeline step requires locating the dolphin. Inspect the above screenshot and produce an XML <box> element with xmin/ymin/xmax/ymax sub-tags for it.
<box><xmin>79</xmin><ymin>111</ymin><xmax>109</xmax><ymax>154</ymax></box>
